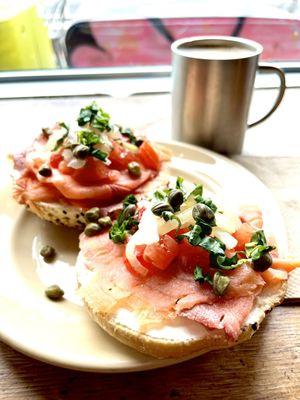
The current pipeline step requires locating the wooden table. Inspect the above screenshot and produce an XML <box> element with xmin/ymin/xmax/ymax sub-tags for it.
<box><xmin>0</xmin><ymin>94</ymin><xmax>299</xmax><ymax>400</ymax></box>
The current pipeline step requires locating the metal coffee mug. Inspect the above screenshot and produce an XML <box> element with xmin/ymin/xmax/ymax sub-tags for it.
<box><xmin>171</xmin><ymin>36</ymin><xmax>286</xmax><ymax>154</ymax></box>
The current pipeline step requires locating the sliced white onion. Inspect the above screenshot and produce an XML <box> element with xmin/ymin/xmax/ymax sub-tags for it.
<box><xmin>62</xmin><ymin>148</ymin><xmax>73</xmax><ymax>162</ymax></box>
<box><xmin>215</xmin><ymin>211</ymin><xmax>241</xmax><ymax>234</ymax></box>
<box><xmin>67</xmin><ymin>157</ymin><xmax>86</xmax><ymax>169</ymax></box>
<box><xmin>213</xmin><ymin>228</ymin><xmax>238</xmax><ymax>249</ymax></box>
<box><xmin>46</xmin><ymin>126</ymin><xmax>68</xmax><ymax>151</ymax></box>
<box><xmin>125</xmin><ymin>206</ymin><xmax>159</xmax><ymax>276</ymax></box>
<box><xmin>130</xmin><ymin>205</ymin><xmax>159</xmax><ymax>246</ymax></box>
<box><xmin>94</xmin><ymin>132</ymin><xmax>113</xmax><ymax>154</ymax></box>
<box><xmin>157</xmin><ymin>206</ymin><xmax>194</xmax><ymax>236</ymax></box>
<box><xmin>125</xmin><ymin>240</ymin><xmax>149</xmax><ymax>277</ymax></box>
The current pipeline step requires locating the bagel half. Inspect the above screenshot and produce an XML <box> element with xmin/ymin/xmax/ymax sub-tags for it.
<box><xmin>77</xmin><ymin>255</ymin><xmax>287</xmax><ymax>359</ymax></box>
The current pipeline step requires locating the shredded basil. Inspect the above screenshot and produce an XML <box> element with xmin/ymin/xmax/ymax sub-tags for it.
<box><xmin>194</xmin><ymin>196</ymin><xmax>217</xmax><ymax>212</ymax></box>
<box><xmin>194</xmin><ymin>266</ymin><xmax>213</xmax><ymax>285</ymax></box>
<box><xmin>52</xmin><ymin>123</ymin><xmax>69</xmax><ymax>151</ymax></box>
<box><xmin>109</xmin><ymin>198</ymin><xmax>139</xmax><ymax>244</ymax></box>
<box><xmin>175</xmin><ymin>176</ymin><xmax>185</xmax><ymax>192</ymax></box>
<box><xmin>90</xmin><ymin>148</ymin><xmax>108</xmax><ymax>161</ymax></box>
<box><xmin>245</xmin><ymin>230</ymin><xmax>275</xmax><ymax>261</ymax></box>
<box><xmin>120</xmin><ymin>127</ymin><xmax>139</xmax><ymax>145</ymax></box>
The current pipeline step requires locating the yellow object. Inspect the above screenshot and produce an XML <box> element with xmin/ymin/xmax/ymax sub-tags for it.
<box><xmin>0</xmin><ymin>3</ymin><xmax>56</xmax><ymax>70</ymax></box>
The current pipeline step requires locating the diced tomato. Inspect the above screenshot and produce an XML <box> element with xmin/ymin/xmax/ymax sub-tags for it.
<box><xmin>50</xmin><ymin>152</ymin><xmax>63</xmax><ymax>169</ymax></box>
<box><xmin>168</xmin><ymin>227</ymin><xmax>189</xmax><ymax>239</ymax></box>
<box><xmin>138</xmin><ymin>141</ymin><xmax>160</xmax><ymax>171</ymax></box>
<box><xmin>233</xmin><ymin>222</ymin><xmax>255</xmax><ymax>251</ymax></box>
<box><xmin>143</xmin><ymin>235</ymin><xmax>179</xmax><ymax>270</ymax></box>
<box><xmin>177</xmin><ymin>238</ymin><xmax>210</xmax><ymax>272</ymax></box>
<box><xmin>109</xmin><ymin>141</ymin><xmax>139</xmax><ymax>170</ymax></box>
<box><xmin>272</xmin><ymin>258</ymin><xmax>300</xmax><ymax>272</ymax></box>
<box><xmin>58</xmin><ymin>160</ymin><xmax>76</xmax><ymax>176</ymax></box>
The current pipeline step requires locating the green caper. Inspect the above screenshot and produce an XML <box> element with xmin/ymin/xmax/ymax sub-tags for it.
<box><xmin>84</xmin><ymin>223</ymin><xmax>101</xmax><ymax>237</ymax></box>
<box><xmin>213</xmin><ymin>272</ymin><xmax>230</xmax><ymax>296</ymax></box>
<box><xmin>151</xmin><ymin>202</ymin><xmax>174</xmax><ymax>216</ymax></box>
<box><xmin>45</xmin><ymin>285</ymin><xmax>64</xmax><ymax>301</ymax></box>
<box><xmin>40</xmin><ymin>245</ymin><xmax>56</xmax><ymax>262</ymax></box>
<box><xmin>85</xmin><ymin>207</ymin><xmax>101</xmax><ymax>222</ymax></box>
<box><xmin>128</xmin><ymin>161</ymin><xmax>141</xmax><ymax>177</ymax></box>
<box><xmin>192</xmin><ymin>203</ymin><xmax>215</xmax><ymax>223</ymax></box>
<box><xmin>98</xmin><ymin>216</ymin><xmax>112</xmax><ymax>229</ymax></box>
<box><xmin>253</xmin><ymin>252</ymin><xmax>273</xmax><ymax>272</ymax></box>
<box><xmin>168</xmin><ymin>189</ymin><xmax>184</xmax><ymax>211</ymax></box>
<box><xmin>122</xmin><ymin>204</ymin><xmax>137</xmax><ymax>220</ymax></box>
<box><xmin>73</xmin><ymin>144</ymin><xmax>90</xmax><ymax>159</ymax></box>
<box><xmin>38</xmin><ymin>165</ymin><xmax>52</xmax><ymax>177</ymax></box>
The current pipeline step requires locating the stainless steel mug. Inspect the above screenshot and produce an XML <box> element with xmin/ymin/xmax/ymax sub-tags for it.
<box><xmin>171</xmin><ymin>36</ymin><xmax>286</xmax><ymax>154</ymax></box>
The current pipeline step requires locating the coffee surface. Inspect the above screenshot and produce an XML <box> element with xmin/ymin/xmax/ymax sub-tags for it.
<box><xmin>179</xmin><ymin>44</ymin><xmax>256</xmax><ymax>60</ymax></box>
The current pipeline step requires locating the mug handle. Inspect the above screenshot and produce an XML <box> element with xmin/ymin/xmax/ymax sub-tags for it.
<box><xmin>248</xmin><ymin>64</ymin><xmax>286</xmax><ymax>128</ymax></box>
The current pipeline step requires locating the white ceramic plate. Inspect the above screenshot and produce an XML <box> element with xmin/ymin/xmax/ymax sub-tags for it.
<box><xmin>0</xmin><ymin>141</ymin><xmax>288</xmax><ymax>372</ymax></box>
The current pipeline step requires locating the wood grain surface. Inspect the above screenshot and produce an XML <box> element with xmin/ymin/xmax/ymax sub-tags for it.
<box><xmin>0</xmin><ymin>94</ymin><xmax>299</xmax><ymax>400</ymax></box>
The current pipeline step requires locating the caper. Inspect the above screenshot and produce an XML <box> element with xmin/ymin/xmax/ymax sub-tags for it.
<box><xmin>151</xmin><ymin>202</ymin><xmax>174</xmax><ymax>216</ymax></box>
<box><xmin>85</xmin><ymin>207</ymin><xmax>101</xmax><ymax>222</ymax></box>
<box><xmin>73</xmin><ymin>144</ymin><xmax>90</xmax><ymax>159</ymax></box>
<box><xmin>40</xmin><ymin>245</ymin><xmax>56</xmax><ymax>262</ymax></box>
<box><xmin>213</xmin><ymin>272</ymin><xmax>230</xmax><ymax>296</ymax></box>
<box><xmin>128</xmin><ymin>161</ymin><xmax>141</xmax><ymax>177</ymax></box>
<box><xmin>84</xmin><ymin>223</ymin><xmax>101</xmax><ymax>237</ymax></box>
<box><xmin>41</xmin><ymin>127</ymin><xmax>51</xmax><ymax>137</ymax></box>
<box><xmin>45</xmin><ymin>285</ymin><xmax>64</xmax><ymax>301</ymax></box>
<box><xmin>135</xmin><ymin>139</ymin><xmax>144</xmax><ymax>147</ymax></box>
<box><xmin>168</xmin><ymin>189</ymin><xmax>184</xmax><ymax>211</ymax></box>
<box><xmin>38</xmin><ymin>165</ymin><xmax>52</xmax><ymax>177</ymax></box>
<box><xmin>192</xmin><ymin>203</ymin><xmax>215</xmax><ymax>223</ymax></box>
<box><xmin>253</xmin><ymin>252</ymin><xmax>273</xmax><ymax>272</ymax></box>
<box><xmin>98</xmin><ymin>216</ymin><xmax>112</xmax><ymax>229</ymax></box>
<box><xmin>122</xmin><ymin>204</ymin><xmax>137</xmax><ymax>220</ymax></box>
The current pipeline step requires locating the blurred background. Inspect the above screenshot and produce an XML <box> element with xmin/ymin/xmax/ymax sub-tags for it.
<box><xmin>1</xmin><ymin>0</ymin><xmax>300</xmax><ymax>71</ymax></box>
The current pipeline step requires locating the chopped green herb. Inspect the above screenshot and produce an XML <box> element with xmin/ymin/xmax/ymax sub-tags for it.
<box><xmin>77</xmin><ymin>102</ymin><xmax>111</xmax><ymax>131</ymax></box>
<box><xmin>245</xmin><ymin>230</ymin><xmax>275</xmax><ymax>261</ymax></box>
<box><xmin>211</xmin><ymin>253</ymin><xmax>246</xmax><ymax>270</ymax></box>
<box><xmin>123</xmin><ymin>194</ymin><xmax>137</xmax><ymax>207</ymax></box>
<box><xmin>161</xmin><ymin>211</ymin><xmax>182</xmax><ymax>229</ymax></box>
<box><xmin>194</xmin><ymin>266</ymin><xmax>213</xmax><ymax>285</ymax></box>
<box><xmin>109</xmin><ymin>220</ymin><xmax>128</xmax><ymax>243</ymax></box>
<box><xmin>90</xmin><ymin>148</ymin><xmax>108</xmax><ymax>161</ymax></box>
<box><xmin>188</xmin><ymin>184</ymin><xmax>203</xmax><ymax>198</ymax></box>
<box><xmin>109</xmin><ymin>201</ymin><xmax>139</xmax><ymax>244</ymax></box>
<box><xmin>77</xmin><ymin>129</ymin><xmax>100</xmax><ymax>146</ymax></box>
<box><xmin>120</xmin><ymin>127</ymin><xmax>139</xmax><ymax>145</ymax></box>
<box><xmin>59</xmin><ymin>122</ymin><xmax>69</xmax><ymax>132</ymax></box>
<box><xmin>175</xmin><ymin>176</ymin><xmax>185</xmax><ymax>192</ymax></box>
<box><xmin>153</xmin><ymin>188</ymin><xmax>170</xmax><ymax>201</ymax></box>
